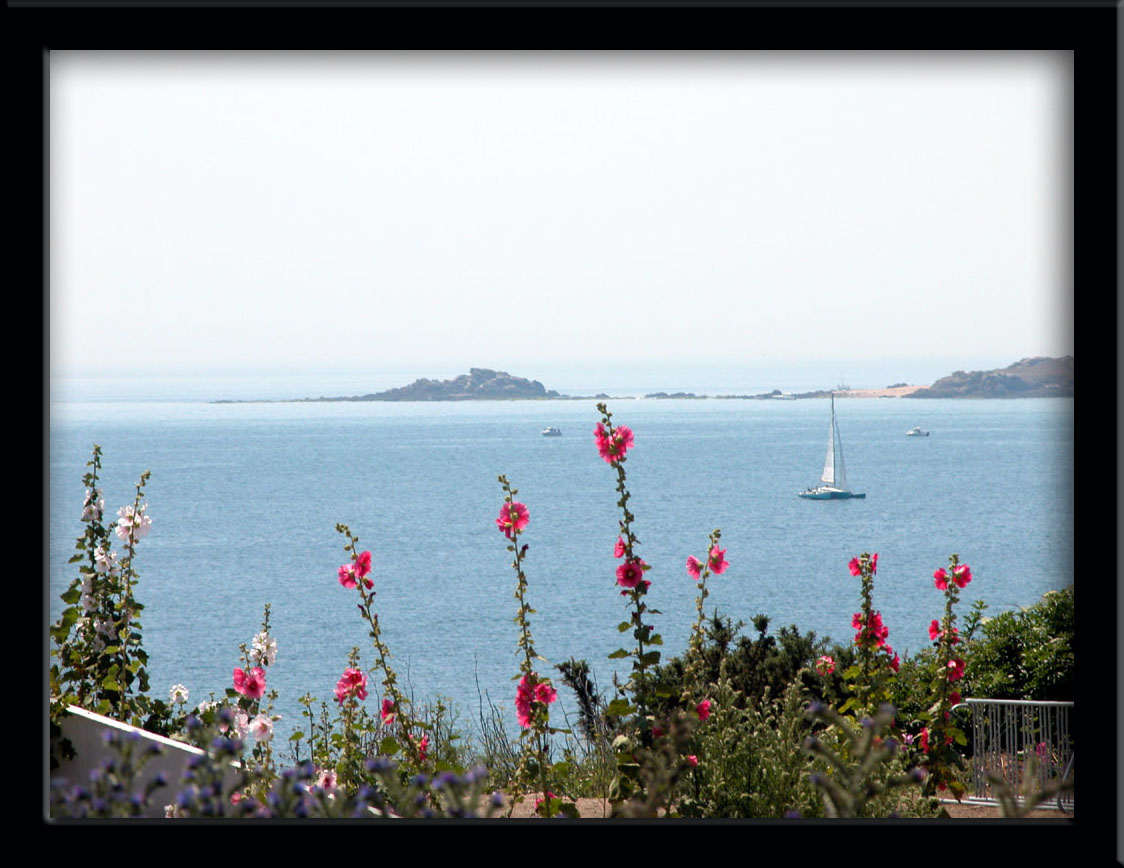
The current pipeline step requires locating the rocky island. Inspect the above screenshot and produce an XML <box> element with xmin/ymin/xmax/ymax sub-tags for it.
<box><xmin>903</xmin><ymin>356</ymin><xmax>1073</xmax><ymax>399</ymax></box>
<box><xmin>306</xmin><ymin>368</ymin><xmax>561</xmax><ymax>402</ymax></box>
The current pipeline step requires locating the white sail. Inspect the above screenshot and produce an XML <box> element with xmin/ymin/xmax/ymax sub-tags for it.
<box><xmin>833</xmin><ymin>403</ymin><xmax>848</xmax><ymax>492</ymax></box>
<box><xmin>820</xmin><ymin>401</ymin><xmax>836</xmax><ymax>486</ymax></box>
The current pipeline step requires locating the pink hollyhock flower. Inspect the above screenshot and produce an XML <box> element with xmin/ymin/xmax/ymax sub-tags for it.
<box><xmin>534</xmin><ymin>681</ymin><xmax>558</xmax><ymax>706</ymax></box>
<box><xmin>871</xmin><ymin>553</ymin><xmax>878</xmax><ymax>574</ymax></box>
<box><xmin>614</xmin><ymin>537</ymin><xmax>627</xmax><ymax>559</ymax></box>
<box><xmin>230</xmin><ymin>791</ymin><xmax>244</xmax><ymax>805</ymax></box>
<box><xmin>594</xmin><ymin>422</ymin><xmax>635</xmax><ymax>464</ymax></box>
<box><xmin>652</xmin><ymin>726</ymin><xmax>665</xmax><ymax>739</ymax></box>
<box><xmin>852</xmin><ymin>612</ymin><xmax>864</xmax><ymax>629</ymax></box>
<box><xmin>534</xmin><ymin>791</ymin><xmax>558</xmax><ymax>815</ymax></box>
<box><xmin>233</xmin><ymin>666</ymin><xmax>266</xmax><ymax>700</ymax></box>
<box><xmin>418</xmin><ymin>734</ymin><xmax>429</xmax><ymax>762</ymax></box>
<box><xmin>919</xmin><ymin>727</ymin><xmax>930</xmax><ymax>754</ymax></box>
<box><xmin>381</xmin><ymin>698</ymin><xmax>396</xmax><ymax>725</ymax></box>
<box><xmin>933</xmin><ymin>568</ymin><xmax>949</xmax><ymax>591</ymax></box>
<box><xmin>696</xmin><ymin>699</ymin><xmax>712</xmax><ymax>722</ymax></box>
<box><xmin>334</xmin><ymin>667</ymin><xmax>368</xmax><ymax>704</ymax></box>
<box><xmin>496</xmin><ymin>501</ymin><xmax>530</xmax><ymax>539</ymax></box>
<box><xmin>949</xmin><ymin>691</ymin><xmax>961</xmax><ymax>706</ymax></box>
<box><xmin>615</xmin><ymin>558</ymin><xmax>647</xmax><ymax>589</ymax></box>
<box><xmin>686</xmin><ymin>556</ymin><xmax>703</xmax><ymax>581</ymax></box>
<box><xmin>946</xmin><ymin>658</ymin><xmax>965</xmax><ymax>682</ymax></box>
<box><xmin>686</xmin><ymin>755</ymin><xmax>699</xmax><ymax>768</ymax></box>
<box><xmin>707</xmin><ymin>546</ymin><xmax>729</xmax><ymax>575</ymax></box>
<box><xmin>355</xmin><ymin>550</ymin><xmax>372</xmax><ymax>578</ymax></box>
<box><xmin>951</xmin><ymin>564</ymin><xmax>972</xmax><ymax>588</ymax></box>
<box><xmin>316</xmin><ymin>768</ymin><xmax>338</xmax><ymax>791</ymax></box>
<box><xmin>816</xmin><ymin>655</ymin><xmax>835</xmax><ymax>676</ymax></box>
<box><xmin>848</xmin><ymin>557</ymin><xmax>862</xmax><ymax>576</ymax></box>
<box><xmin>888</xmin><ymin>651</ymin><xmax>901</xmax><ymax>672</ymax></box>
<box><xmin>929</xmin><ymin>619</ymin><xmax>941</xmax><ymax>641</ymax></box>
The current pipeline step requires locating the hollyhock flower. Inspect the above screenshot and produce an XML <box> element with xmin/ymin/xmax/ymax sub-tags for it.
<box><xmin>316</xmin><ymin>768</ymin><xmax>338</xmax><ymax>791</ymax></box>
<box><xmin>335</xmin><ymin>667</ymin><xmax>368</xmax><ymax>704</ymax></box>
<box><xmin>951</xmin><ymin>563</ymin><xmax>972</xmax><ymax>588</ymax></box>
<box><xmin>93</xmin><ymin>546</ymin><xmax>119</xmax><ymax>575</ymax></box>
<box><xmin>115</xmin><ymin>504</ymin><xmax>151</xmax><ymax>542</ymax></box>
<box><xmin>233</xmin><ymin>667</ymin><xmax>266</xmax><ymax>700</ymax></box>
<box><xmin>381</xmin><ymin>698</ymin><xmax>396</xmax><ymax>725</ymax></box>
<box><xmin>231</xmin><ymin>709</ymin><xmax>251</xmax><ymax>739</ymax></box>
<box><xmin>594</xmin><ymin>422</ymin><xmax>635</xmax><ymax>464</ymax></box>
<box><xmin>169</xmin><ymin>684</ymin><xmax>189</xmax><ymax>704</ymax></box>
<box><xmin>848</xmin><ymin>557</ymin><xmax>862</xmax><ymax>577</ymax></box>
<box><xmin>929</xmin><ymin>619</ymin><xmax>942</xmax><ymax>641</ymax></box>
<box><xmin>816</xmin><ymin>655</ymin><xmax>835</xmax><ymax>676</ymax></box>
<box><xmin>946</xmin><ymin>658</ymin><xmax>965</xmax><ymax>682</ymax></box>
<box><xmin>614</xmin><ymin>537</ymin><xmax>627</xmax><ymax>558</ymax></box>
<box><xmin>933</xmin><ymin>568</ymin><xmax>949</xmax><ymax>591</ymax></box>
<box><xmin>888</xmin><ymin>651</ymin><xmax>901</xmax><ymax>672</ymax></box>
<box><xmin>707</xmin><ymin>546</ymin><xmax>729</xmax><ymax>575</ymax></box>
<box><xmin>616</xmin><ymin>558</ymin><xmax>647</xmax><ymax>589</ymax></box>
<box><xmin>337</xmin><ymin>562</ymin><xmax>373</xmax><ymax>590</ymax></box>
<box><xmin>871</xmin><ymin>553</ymin><xmax>878</xmax><ymax>574</ymax></box>
<box><xmin>686</xmin><ymin>556</ymin><xmax>703</xmax><ymax>581</ymax></box>
<box><xmin>250</xmin><ymin>632</ymin><xmax>277</xmax><ymax>667</ymax></box>
<box><xmin>919</xmin><ymin>727</ymin><xmax>930</xmax><ymax>753</ymax></box>
<box><xmin>355</xmin><ymin>550</ymin><xmax>372</xmax><ymax>578</ymax></box>
<box><xmin>852</xmin><ymin>612</ymin><xmax>864</xmax><ymax>630</ymax></box>
<box><xmin>230</xmin><ymin>791</ymin><xmax>244</xmax><ymax>805</ymax></box>
<box><xmin>696</xmin><ymin>699</ymin><xmax>712</xmax><ymax>722</ymax></box>
<box><xmin>81</xmin><ymin>488</ymin><xmax>105</xmax><ymax>522</ymax></box>
<box><xmin>418</xmin><ymin>734</ymin><xmax>429</xmax><ymax>762</ymax></box>
<box><xmin>515</xmin><ymin>673</ymin><xmax>557</xmax><ymax>728</ymax></box>
<box><xmin>534</xmin><ymin>791</ymin><xmax>557</xmax><ymax>815</ymax></box>
<box><xmin>686</xmin><ymin>755</ymin><xmax>699</xmax><ymax>768</ymax></box>
<box><xmin>495</xmin><ymin>501</ymin><xmax>530</xmax><ymax>540</ymax></box>
<box><xmin>249</xmin><ymin>714</ymin><xmax>274</xmax><ymax>742</ymax></box>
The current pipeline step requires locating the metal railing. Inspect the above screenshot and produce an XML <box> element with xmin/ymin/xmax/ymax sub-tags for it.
<box><xmin>951</xmin><ymin>698</ymin><xmax>1074</xmax><ymax>812</ymax></box>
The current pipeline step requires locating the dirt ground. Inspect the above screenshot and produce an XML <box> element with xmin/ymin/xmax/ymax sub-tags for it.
<box><xmin>496</xmin><ymin>794</ymin><xmax>1071</xmax><ymax>819</ymax></box>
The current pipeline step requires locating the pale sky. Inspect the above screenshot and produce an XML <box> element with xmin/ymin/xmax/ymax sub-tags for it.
<box><xmin>50</xmin><ymin>51</ymin><xmax>1073</xmax><ymax>390</ymax></box>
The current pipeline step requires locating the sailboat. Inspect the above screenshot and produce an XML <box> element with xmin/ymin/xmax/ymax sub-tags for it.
<box><xmin>798</xmin><ymin>393</ymin><xmax>866</xmax><ymax>500</ymax></box>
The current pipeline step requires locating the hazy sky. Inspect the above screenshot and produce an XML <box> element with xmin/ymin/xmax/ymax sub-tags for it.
<box><xmin>50</xmin><ymin>51</ymin><xmax>1073</xmax><ymax>390</ymax></box>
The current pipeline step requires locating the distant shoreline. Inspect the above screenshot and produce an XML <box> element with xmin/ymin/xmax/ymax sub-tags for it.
<box><xmin>209</xmin><ymin>356</ymin><xmax>1072</xmax><ymax>404</ymax></box>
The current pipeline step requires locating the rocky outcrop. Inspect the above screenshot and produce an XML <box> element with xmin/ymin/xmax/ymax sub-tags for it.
<box><xmin>906</xmin><ymin>356</ymin><xmax>1073</xmax><ymax>398</ymax></box>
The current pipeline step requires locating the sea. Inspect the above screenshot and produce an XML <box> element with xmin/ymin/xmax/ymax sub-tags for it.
<box><xmin>48</xmin><ymin>374</ymin><xmax>1074</xmax><ymax>749</ymax></box>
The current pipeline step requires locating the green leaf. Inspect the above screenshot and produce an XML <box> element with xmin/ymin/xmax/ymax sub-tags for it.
<box><xmin>607</xmin><ymin>648</ymin><xmax>630</xmax><ymax>660</ymax></box>
<box><xmin>289</xmin><ymin>731</ymin><xmax>305</xmax><ymax>742</ymax></box>
<box><xmin>379</xmin><ymin>736</ymin><xmax>401</xmax><ymax>756</ymax></box>
<box><xmin>640</xmin><ymin>651</ymin><xmax>661</xmax><ymax>667</ymax></box>
<box><xmin>953</xmin><ymin>730</ymin><xmax>968</xmax><ymax>747</ymax></box>
<box><xmin>618</xmin><ymin>621</ymin><xmax>631</xmax><ymax>633</ymax></box>
<box><xmin>605</xmin><ymin>698</ymin><xmax>635</xmax><ymax>718</ymax></box>
<box><xmin>68</xmin><ymin>553</ymin><xmax>85</xmax><ymax>564</ymax></box>
<box><xmin>649</xmin><ymin>634</ymin><xmax>663</xmax><ymax>646</ymax></box>
<box><xmin>60</xmin><ymin>587</ymin><xmax>82</xmax><ymax>605</ymax></box>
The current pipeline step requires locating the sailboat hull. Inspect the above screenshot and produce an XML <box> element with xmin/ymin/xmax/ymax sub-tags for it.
<box><xmin>797</xmin><ymin>489</ymin><xmax>866</xmax><ymax>500</ymax></box>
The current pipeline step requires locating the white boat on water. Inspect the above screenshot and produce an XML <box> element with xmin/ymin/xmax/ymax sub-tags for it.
<box><xmin>906</xmin><ymin>426</ymin><xmax>930</xmax><ymax>437</ymax></box>
<box><xmin>541</xmin><ymin>427</ymin><xmax>562</xmax><ymax>437</ymax></box>
<box><xmin>798</xmin><ymin>394</ymin><xmax>865</xmax><ymax>500</ymax></box>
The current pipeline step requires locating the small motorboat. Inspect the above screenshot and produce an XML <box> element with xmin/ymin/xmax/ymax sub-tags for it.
<box><xmin>541</xmin><ymin>427</ymin><xmax>562</xmax><ymax>437</ymax></box>
<box><xmin>906</xmin><ymin>426</ymin><xmax>930</xmax><ymax>437</ymax></box>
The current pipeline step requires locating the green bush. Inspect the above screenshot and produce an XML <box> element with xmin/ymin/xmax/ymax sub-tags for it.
<box><xmin>961</xmin><ymin>586</ymin><xmax>1074</xmax><ymax>701</ymax></box>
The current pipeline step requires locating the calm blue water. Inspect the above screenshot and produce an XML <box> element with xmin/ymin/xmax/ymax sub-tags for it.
<box><xmin>48</xmin><ymin>394</ymin><xmax>1073</xmax><ymax>747</ymax></box>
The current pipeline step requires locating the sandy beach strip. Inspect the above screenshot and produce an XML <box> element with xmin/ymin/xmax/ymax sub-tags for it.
<box><xmin>835</xmin><ymin>385</ymin><xmax>930</xmax><ymax>399</ymax></box>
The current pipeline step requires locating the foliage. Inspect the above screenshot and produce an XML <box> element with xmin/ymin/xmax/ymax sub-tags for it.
<box><xmin>802</xmin><ymin>701</ymin><xmax>936</xmax><ymax>818</ymax></box>
<box><xmin>961</xmin><ymin>586</ymin><xmax>1074</xmax><ymax>701</ymax></box>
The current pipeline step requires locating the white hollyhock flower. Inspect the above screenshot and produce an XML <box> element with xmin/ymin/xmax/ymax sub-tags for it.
<box><xmin>81</xmin><ymin>488</ymin><xmax>104</xmax><ymax>522</ymax></box>
<box><xmin>94</xmin><ymin>547</ymin><xmax>119</xmax><ymax>575</ymax></box>
<box><xmin>249</xmin><ymin>714</ymin><xmax>274</xmax><ymax>742</ymax></box>
<box><xmin>169</xmin><ymin>683</ymin><xmax>189</xmax><ymax>704</ymax></box>
<box><xmin>115</xmin><ymin>504</ymin><xmax>152</xmax><ymax>542</ymax></box>
<box><xmin>250</xmin><ymin>632</ymin><xmax>277</xmax><ymax>667</ymax></box>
